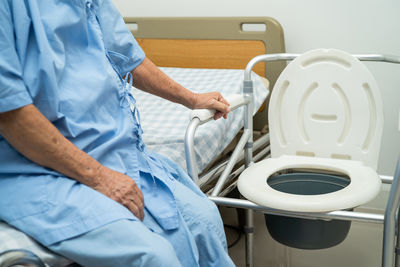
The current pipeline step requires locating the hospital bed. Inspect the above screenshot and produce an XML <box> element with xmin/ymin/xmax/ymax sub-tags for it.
<box><xmin>0</xmin><ymin>17</ymin><xmax>286</xmax><ymax>266</ymax></box>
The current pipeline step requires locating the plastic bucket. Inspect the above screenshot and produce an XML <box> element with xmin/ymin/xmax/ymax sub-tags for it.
<box><xmin>264</xmin><ymin>172</ymin><xmax>352</xmax><ymax>249</ymax></box>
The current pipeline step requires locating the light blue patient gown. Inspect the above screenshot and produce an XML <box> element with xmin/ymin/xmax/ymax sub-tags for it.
<box><xmin>0</xmin><ymin>0</ymin><xmax>233</xmax><ymax>266</ymax></box>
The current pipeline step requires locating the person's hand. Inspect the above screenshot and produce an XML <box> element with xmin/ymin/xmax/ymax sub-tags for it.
<box><xmin>93</xmin><ymin>166</ymin><xmax>144</xmax><ymax>220</ymax></box>
<box><xmin>192</xmin><ymin>92</ymin><xmax>230</xmax><ymax>120</ymax></box>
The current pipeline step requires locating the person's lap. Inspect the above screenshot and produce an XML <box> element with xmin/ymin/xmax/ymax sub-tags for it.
<box><xmin>49</xmin><ymin>217</ymin><xmax>181</xmax><ymax>267</ymax></box>
<box><xmin>48</xmin><ymin>175</ymin><xmax>234</xmax><ymax>267</ymax></box>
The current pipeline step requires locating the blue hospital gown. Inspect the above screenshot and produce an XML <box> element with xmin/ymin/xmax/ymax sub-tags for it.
<box><xmin>0</xmin><ymin>0</ymin><xmax>184</xmax><ymax>246</ymax></box>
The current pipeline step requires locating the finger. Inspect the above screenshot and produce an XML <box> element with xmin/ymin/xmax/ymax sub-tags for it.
<box><xmin>214</xmin><ymin>109</ymin><xmax>230</xmax><ymax>120</ymax></box>
<box><xmin>131</xmin><ymin>179</ymin><xmax>144</xmax><ymax>203</ymax></box>
<box><xmin>213</xmin><ymin>111</ymin><xmax>224</xmax><ymax>120</ymax></box>
<box><xmin>126</xmin><ymin>196</ymin><xmax>145</xmax><ymax>221</ymax></box>
<box><xmin>218</xmin><ymin>96</ymin><xmax>230</xmax><ymax>118</ymax></box>
<box><xmin>128</xmin><ymin>181</ymin><xmax>144</xmax><ymax>220</ymax></box>
<box><xmin>133</xmin><ymin>188</ymin><xmax>145</xmax><ymax>220</ymax></box>
<box><xmin>213</xmin><ymin>92</ymin><xmax>229</xmax><ymax>107</ymax></box>
<box><xmin>214</xmin><ymin>110</ymin><xmax>230</xmax><ymax>120</ymax></box>
<box><xmin>139</xmin><ymin>208</ymin><xmax>144</xmax><ymax>221</ymax></box>
<box><xmin>211</xmin><ymin>99</ymin><xmax>230</xmax><ymax>114</ymax></box>
<box><xmin>135</xmin><ymin>185</ymin><xmax>144</xmax><ymax>203</ymax></box>
<box><xmin>125</xmin><ymin>200</ymin><xmax>141</xmax><ymax>219</ymax></box>
<box><xmin>218</xmin><ymin>95</ymin><xmax>230</xmax><ymax>106</ymax></box>
<box><xmin>136</xmin><ymin>200</ymin><xmax>145</xmax><ymax>221</ymax></box>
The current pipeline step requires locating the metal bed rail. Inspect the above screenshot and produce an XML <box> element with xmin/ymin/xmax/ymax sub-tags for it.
<box><xmin>205</xmin><ymin>145</ymin><xmax>271</xmax><ymax>196</ymax></box>
<box><xmin>199</xmin><ymin>134</ymin><xmax>270</xmax><ymax>189</ymax></box>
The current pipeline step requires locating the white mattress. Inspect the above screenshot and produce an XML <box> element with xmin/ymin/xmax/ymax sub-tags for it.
<box><xmin>133</xmin><ymin>67</ymin><xmax>269</xmax><ymax>173</ymax></box>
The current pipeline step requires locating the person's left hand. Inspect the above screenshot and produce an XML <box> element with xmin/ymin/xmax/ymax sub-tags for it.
<box><xmin>192</xmin><ymin>92</ymin><xmax>230</xmax><ymax>120</ymax></box>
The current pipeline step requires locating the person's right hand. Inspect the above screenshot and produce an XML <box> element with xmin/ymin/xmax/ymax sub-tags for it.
<box><xmin>93</xmin><ymin>166</ymin><xmax>144</xmax><ymax>220</ymax></box>
<box><xmin>192</xmin><ymin>92</ymin><xmax>230</xmax><ymax>120</ymax></box>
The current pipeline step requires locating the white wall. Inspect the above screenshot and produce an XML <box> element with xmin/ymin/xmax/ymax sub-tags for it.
<box><xmin>113</xmin><ymin>0</ymin><xmax>400</xmax><ymax>176</ymax></box>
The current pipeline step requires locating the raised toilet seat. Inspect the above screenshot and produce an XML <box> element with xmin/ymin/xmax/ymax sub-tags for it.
<box><xmin>237</xmin><ymin>155</ymin><xmax>381</xmax><ymax>212</ymax></box>
<box><xmin>237</xmin><ymin>48</ymin><xmax>384</xmax><ymax>249</ymax></box>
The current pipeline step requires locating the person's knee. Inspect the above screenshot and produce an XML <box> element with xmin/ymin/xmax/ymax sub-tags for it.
<box><xmin>140</xmin><ymin>239</ymin><xmax>181</xmax><ymax>267</ymax></box>
<box><xmin>197</xmin><ymin>198</ymin><xmax>224</xmax><ymax>227</ymax></box>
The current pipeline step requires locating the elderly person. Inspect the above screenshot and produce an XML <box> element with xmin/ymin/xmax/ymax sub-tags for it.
<box><xmin>0</xmin><ymin>1</ymin><xmax>234</xmax><ymax>266</ymax></box>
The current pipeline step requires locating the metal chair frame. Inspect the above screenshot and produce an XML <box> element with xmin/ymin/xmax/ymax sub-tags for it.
<box><xmin>185</xmin><ymin>53</ymin><xmax>400</xmax><ymax>267</ymax></box>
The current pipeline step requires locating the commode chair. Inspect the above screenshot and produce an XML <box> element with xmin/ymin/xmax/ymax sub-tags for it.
<box><xmin>205</xmin><ymin>49</ymin><xmax>400</xmax><ymax>267</ymax></box>
<box><xmin>239</xmin><ymin>48</ymin><xmax>384</xmax><ymax>248</ymax></box>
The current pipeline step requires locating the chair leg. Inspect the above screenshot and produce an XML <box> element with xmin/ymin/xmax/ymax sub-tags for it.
<box><xmin>382</xmin><ymin>156</ymin><xmax>400</xmax><ymax>267</ymax></box>
<box><xmin>244</xmin><ymin>209</ymin><xmax>255</xmax><ymax>267</ymax></box>
<box><xmin>396</xmin><ymin>211</ymin><xmax>400</xmax><ymax>267</ymax></box>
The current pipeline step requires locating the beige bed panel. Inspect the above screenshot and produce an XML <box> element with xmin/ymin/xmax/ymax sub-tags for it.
<box><xmin>124</xmin><ymin>17</ymin><xmax>286</xmax><ymax>86</ymax></box>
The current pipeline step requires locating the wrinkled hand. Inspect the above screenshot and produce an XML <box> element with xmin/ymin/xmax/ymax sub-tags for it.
<box><xmin>94</xmin><ymin>166</ymin><xmax>144</xmax><ymax>220</ymax></box>
<box><xmin>193</xmin><ymin>92</ymin><xmax>230</xmax><ymax>120</ymax></box>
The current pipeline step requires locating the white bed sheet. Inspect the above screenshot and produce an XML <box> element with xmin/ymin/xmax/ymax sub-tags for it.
<box><xmin>0</xmin><ymin>221</ymin><xmax>71</xmax><ymax>266</ymax></box>
<box><xmin>133</xmin><ymin>67</ymin><xmax>269</xmax><ymax>173</ymax></box>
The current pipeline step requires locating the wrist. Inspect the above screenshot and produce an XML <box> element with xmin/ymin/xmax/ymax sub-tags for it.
<box><xmin>77</xmin><ymin>159</ymin><xmax>105</xmax><ymax>188</ymax></box>
<box><xmin>187</xmin><ymin>91</ymin><xmax>198</xmax><ymax>109</ymax></box>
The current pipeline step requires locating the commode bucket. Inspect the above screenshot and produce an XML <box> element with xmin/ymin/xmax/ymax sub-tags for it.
<box><xmin>264</xmin><ymin>172</ymin><xmax>352</xmax><ymax>249</ymax></box>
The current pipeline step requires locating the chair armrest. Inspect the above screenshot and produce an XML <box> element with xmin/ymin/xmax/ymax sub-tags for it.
<box><xmin>185</xmin><ymin>94</ymin><xmax>251</xmax><ymax>184</ymax></box>
<box><xmin>189</xmin><ymin>94</ymin><xmax>248</xmax><ymax>124</ymax></box>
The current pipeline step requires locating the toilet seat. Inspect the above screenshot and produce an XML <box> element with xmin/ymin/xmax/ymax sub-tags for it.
<box><xmin>237</xmin><ymin>49</ymin><xmax>384</xmax><ymax>212</ymax></box>
<box><xmin>237</xmin><ymin>155</ymin><xmax>381</xmax><ymax>212</ymax></box>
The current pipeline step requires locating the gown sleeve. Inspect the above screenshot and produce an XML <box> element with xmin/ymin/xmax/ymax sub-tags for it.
<box><xmin>96</xmin><ymin>0</ymin><xmax>146</xmax><ymax>77</ymax></box>
<box><xmin>0</xmin><ymin>2</ymin><xmax>33</xmax><ymax>113</ymax></box>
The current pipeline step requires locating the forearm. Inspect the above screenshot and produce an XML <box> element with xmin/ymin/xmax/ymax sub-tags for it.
<box><xmin>0</xmin><ymin>104</ymin><xmax>102</xmax><ymax>187</ymax></box>
<box><xmin>0</xmin><ymin>104</ymin><xmax>145</xmax><ymax>218</ymax></box>
<box><xmin>131</xmin><ymin>57</ymin><xmax>197</xmax><ymax>109</ymax></box>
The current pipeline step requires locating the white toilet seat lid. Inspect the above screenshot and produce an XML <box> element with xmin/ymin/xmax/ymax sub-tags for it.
<box><xmin>268</xmin><ymin>49</ymin><xmax>383</xmax><ymax>170</ymax></box>
<box><xmin>237</xmin><ymin>155</ymin><xmax>381</xmax><ymax>212</ymax></box>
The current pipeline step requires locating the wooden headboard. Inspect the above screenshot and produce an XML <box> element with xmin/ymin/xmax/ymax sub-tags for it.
<box><xmin>124</xmin><ymin>17</ymin><xmax>286</xmax><ymax>87</ymax></box>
